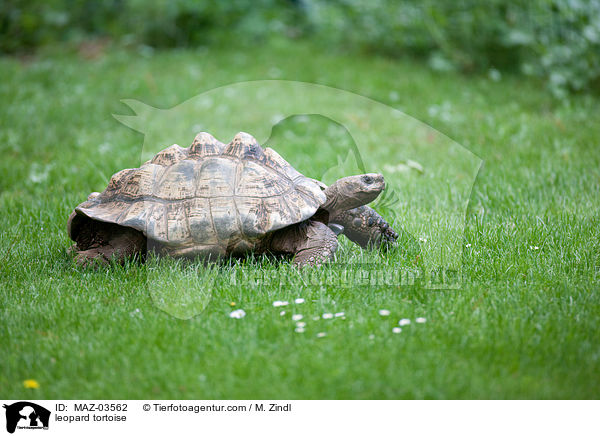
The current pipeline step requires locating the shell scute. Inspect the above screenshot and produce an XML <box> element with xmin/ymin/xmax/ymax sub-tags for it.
<box><xmin>105</xmin><ymin>168</ymin><xmax>136</xmax><ymax>196</ymax></box>
<box><xmin>189</xmin><ymin>132</ymin><xmax>225</xmax><ymax>157</ymax></box>
<box><xmin>142</xmin><ymin>203</ymin><xmax>171</xmax><ymax>243</ymax></box>
<box><xmin>238</xmin><ymin>160</ymin><xmax>291</xmax><ymax>197</ymax></box>
<box><xmin>263</xmin><ymin>147</ymin><xmax>306</xmax><ymax>183</ymax></box>
<box><xmin>184</xmin><ymin>198</ymin><xmax>218</xmax><ymax>244</ymax></box>
<box><xmin>150</xmin><ymin>144</ymin><xmax>188</xmax><ymax>166</ymax></box>
<box><xmin>194</xmin><ymin>157</ymin><xmax>237</xmax><ymax>198</ymax></box>
<box><xmin>223</xmin><ymin>132</ymin><xmax>265</xmax><ymax>160</ymax></box>
<box><xmin>117</xmin><ymin>201</ymin><xmax>150</xmax><ymax>230</ymax></box>
<box><xmin>209</xmin><ymin>196</ymin><xmax>239</xmax><ymax>242</ymax></box>
<box><xmin>166</xmin><ymin>202</ymin><xmax>190</xmax><ymax>244</ymax></box>
<box><xmin>155</xmin><ymin>160</ymin><xmax>197</xmax><ymax>200</ymax></box>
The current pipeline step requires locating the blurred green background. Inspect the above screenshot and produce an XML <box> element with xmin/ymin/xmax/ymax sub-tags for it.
<box><xmin>2</xmin><ymin>0</ymin><xmax>600</xmax><ymax>97</ymax></box>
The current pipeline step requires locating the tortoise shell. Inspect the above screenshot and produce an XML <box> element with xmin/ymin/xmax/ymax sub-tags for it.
<box><xmin>68</xmin><ymin>132</ymin><xmax>326</xmax><ymax>258</ymax></box>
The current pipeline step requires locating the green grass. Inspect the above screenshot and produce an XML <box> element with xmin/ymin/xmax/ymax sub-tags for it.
<box><xmin>1</xmin><ymin>39</ymin><xmax>599</xmax><ymax>399</ymax></box>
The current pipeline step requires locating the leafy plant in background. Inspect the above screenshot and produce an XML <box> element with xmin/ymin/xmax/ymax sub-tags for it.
<box><xmin>1</xmin><ymin>0</ymin><xmax>599</xmax><ymax>96</ymax></box>
<box><xmin>0</xmin><ymin>0</ymin><xmax>302</xmax><ymax>52</ymax></box>
<box><xmin>307</xmin><ymin>0</ymin><xmax>600</xmax><ymax>96</ymax></box>
<box><xmin>528</xmin><ymin>0</ymin><xmax>600</xmax><ymax>97</ymax></box>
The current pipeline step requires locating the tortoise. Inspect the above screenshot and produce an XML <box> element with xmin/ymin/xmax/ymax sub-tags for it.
<box><xmin>67</xmin><ymin>132</ymin><xmax>398</xmax><ymax>267</ymax></box>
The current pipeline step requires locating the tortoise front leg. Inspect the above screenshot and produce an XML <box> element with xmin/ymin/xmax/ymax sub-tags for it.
<box><xmin>269</xmin><ymin>220</ymin><xmax>338</xmax><ymax>267</ymax></box>
<box><xmin>329</xmin><ymin>205</ymin><xmax>398</xmax><ymax>249</ymax></box>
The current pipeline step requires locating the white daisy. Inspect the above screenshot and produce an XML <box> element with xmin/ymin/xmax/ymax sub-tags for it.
<box><xmin>416</xmin><ymin>317</ymin><xmax>427</xmax><ymax>323</ymax></box>
<box><xmin>316</xmin><ymin>332</ymin><xmax>327</xmax><ymax>338</ymax></box>
<box><xmin>273</xmin><ymin>301</ymin><xmax>289</xmax><ymax>307</ymax></box>
<box><xmin>392</xmin><ymin>327</ymin><xmax>402</xmax><ymax>334</ymax></box>
<box><xmin>292</xmin><ymin>314</ymin><xmax>303</xmax><ymax>321</ymax></box>
<box><xmin>378</xmin><ymin>309</ymin><xmax>391</xmax><ymax>316</ymax></box>
<box><xmin>229</xmin><ymin>309</ymin><xmax>246</xmax><ymax>319</ymax></box>
<box><xmin>322</xmin><ymin>313</ymin><xmax>334</xmax><ymax>319</ymax></box>
<box><xmin>399</xmin><ymin>319</ymin><xmax>411</xmax><ymax>326</ymax></box>
<box><xmin>294</xmin><ymin>298</ymin><xmax>305</xmax><ymax>304</ymax></box>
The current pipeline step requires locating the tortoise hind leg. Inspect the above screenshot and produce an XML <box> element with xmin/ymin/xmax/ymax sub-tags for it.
<box><xmin>269</xmin><ymin>220</ymin><xmax>338</xmax><ymax>268</ymax></box>
<box><xmin>73</xmin><ymin>220</ymin><xmax>146</xmax><ymax>266</ymax></box>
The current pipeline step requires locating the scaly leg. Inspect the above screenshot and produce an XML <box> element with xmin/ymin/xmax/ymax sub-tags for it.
<box><xmin>329</xmin><ymin>205</ymin><xmax>398</xmax><ymax>249</ymax></box>
<box><xmin>269</xmin><ymin>220</ymin><xmax>338</xmax><ymax>267</ymax></box>
<box><xmin>73</xmin><ymin>220</ymin><xmax>146</xmax><ymax>266</ymax></box>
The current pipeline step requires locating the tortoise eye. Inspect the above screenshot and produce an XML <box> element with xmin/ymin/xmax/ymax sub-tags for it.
<box><xmin>362</xmin><ymin>175</ymin><xmax>373</xmax><ymax>184</ymax></box>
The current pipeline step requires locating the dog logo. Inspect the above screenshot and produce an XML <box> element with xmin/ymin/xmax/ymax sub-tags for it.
<box><xmin>3</xmin><ymin>402</ymin><xmax>50</xmax><ymax>433</ymax></box>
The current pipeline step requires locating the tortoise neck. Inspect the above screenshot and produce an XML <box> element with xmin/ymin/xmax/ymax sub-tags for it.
<box><xmin>321</xmin><ymin>181</ymin><xmax>367</xmax><ymax>214</ymax></box>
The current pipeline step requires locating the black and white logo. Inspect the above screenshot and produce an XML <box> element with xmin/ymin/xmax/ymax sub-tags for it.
<box><xmin>3</xmin><ymin>402</ymin><xmax>50</xmax><ymax>434</ymax></box>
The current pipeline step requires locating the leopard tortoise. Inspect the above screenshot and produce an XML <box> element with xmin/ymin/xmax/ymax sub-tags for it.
<box><xmin>67</xmin><ymin>132</ymin><xmax>397</xmax><ymax>267</ymax></box>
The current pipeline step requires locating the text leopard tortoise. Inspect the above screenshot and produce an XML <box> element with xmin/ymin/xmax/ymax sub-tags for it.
<box><xmin>68</xmin><ymin>132</ymin><xmax>398</xmax><ymax>267</ymax></box>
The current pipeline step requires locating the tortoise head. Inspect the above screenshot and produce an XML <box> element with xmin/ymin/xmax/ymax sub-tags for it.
<box><xmin>321</xmin><ymin>173</ymin><xmax>385</xmax><ymax>213</ymax></box>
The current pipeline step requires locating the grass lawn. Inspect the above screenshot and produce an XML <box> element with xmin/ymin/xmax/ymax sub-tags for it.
<box><xmin>1</xmin><ymin>39</ymin><xmax>599</xmax><ymax>399</ymax></box>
